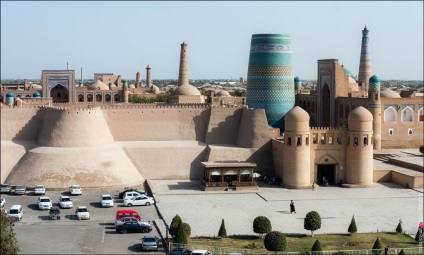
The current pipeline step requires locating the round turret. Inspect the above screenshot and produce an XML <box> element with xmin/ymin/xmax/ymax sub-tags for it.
<box><xmin>348</xmin><ymin>106</ymin><xmax>373</xmax><ymax>132</ymax></box>
<box><xmin>6</xmin><ymin>92</ymin><xmax>14</xmax><ymax>97</ymax></box>
<box><xmin>33</xmin><ymin>91</ymin><xmax>41</xmax><ymax>98</ymax></box>
<box><xmin>5</xmin><ymin>92</ymin><xmax>14</xmax><ymax>105</ymax></box>
<box><xmin>285</xmin><ymin>106</ymin><xmax>310</xmax><ymax>132</ymax></box>
<box><xmin>369</xmin><ymin>75</ymin><xmax>380</xmax><ymax>90</ymax></box>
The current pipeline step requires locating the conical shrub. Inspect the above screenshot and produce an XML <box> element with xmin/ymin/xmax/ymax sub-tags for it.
<box><xmin>396</xmin><ymin>222</ymin><xmax>403</xmax><ymax>233</ymax></box>
<box><xmin>348</xmin><ymin>215</ymin><xmax>357</xmax><ymax>234</ymax></box>
<box><xmin>372</xmin><ymin>238</ymin><xmax>382</xmax><ymax>255</ymax></box>
<box><xmin>398</xmin><ymin>249</ymin><xmax>405</xmax><ymax>255</ymax></box>
<box><xmin>218</xmin><ymin>219</ymin><xmax>227</xmax><ymax>237</ymax></box>
<box><xmin>311</xmin><ymin>240</ymin><xmax>322</xmax><ymax>251</ymax></box>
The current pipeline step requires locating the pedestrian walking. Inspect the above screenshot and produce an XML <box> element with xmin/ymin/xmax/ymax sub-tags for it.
<box><xmin>312</xmin><ymin>183</ymin><xmax>315</xmax><ymax>191</ymax></box>
<box><xmin>384</xmin><ymin>246</ymin><xmax>389</xmax><ymax>255</ymax></box>
<box><xmin>290</xmin><ymin>200</ymin><xmax>296</xmax><ymax>214</ymax></box>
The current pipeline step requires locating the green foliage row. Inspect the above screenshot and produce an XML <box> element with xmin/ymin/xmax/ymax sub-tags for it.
<box><xmin>128</xmin><ymin>93</ymin><xmax>170</xmax><ymax>103</ymax></box>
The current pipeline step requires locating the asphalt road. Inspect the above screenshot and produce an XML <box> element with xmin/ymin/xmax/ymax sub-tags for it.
<box><xmin>2</xmin><ymin>188</ymin><xmax>166</xmax><ymax>254</ymax></box>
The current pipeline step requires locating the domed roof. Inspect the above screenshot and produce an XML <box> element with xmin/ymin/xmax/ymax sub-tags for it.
<box><xmin>294</xmin><ymin>76</ymin><xmax>301</xmax><ymax>82</ymax></box>
<box><xmin>172</xmin><ymin>84</ymin><xmax>201</xmax><ymax>96</ymax></box>
<box><xmin>152</xmin><ymin>85</ymin><xmax>160</xmax><ymax>94</ymax></box>
<box><xmin>79</xmin><ymin>81</ymin><xmax>84</xmax><ymax>86</ymax></box>
<box><xmin>285</xmin><ymin>106</ymin><xmax>310</xmax><ymax>122</ymax></box>
<box><xmin>348</xmin><ymin>106</ymin><xmax>373</xmax><ymax>122</ymax></box>
<box><xmin>6</xmin><ymin>92</ymin><xmax>14</xmax><ymax>97</ymax></box>
<box><xmin>342</xmin><ymin>66</ymin><xmax>356</xmax><ymax>79</ymax></box>
<box><xmin>31</xmin><ymin>84</ymin><xmax>42</xmax><ymax>89</ymax></box>
<box><xmin>216</xmin><ymin>90</ymin><xmax>231</xmax><ymax>97</ymax></box>
<box><xmin>348</xmin><ymin>76</ymin><xmax>357</xmax><ymax>84</ymax></box>
<box><xmin>89</xmin><ymin>80</ymin><xmax>109</xmax><ymax>90</ymax></box>
<box><xmin>369</xmin><ymin>75</ymin><xmax>380</xmax><ymax>90</ymax></box>
<box><xmin>33</xmin><ymin>91</ymin><xmax>41</xmax><ymax>97</ymax></box>
<box><xmin>129</xmin><ymin>84</ymin><xmax>136</xmax><ymax>88</ymax></box>
<box><xmin>380</xmin><ymin>88</ymin><xmax>401</xmax><ymax>98</ymax></box>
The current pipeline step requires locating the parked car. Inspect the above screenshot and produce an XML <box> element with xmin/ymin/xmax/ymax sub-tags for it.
<box><xmin>123</xmin><ymin>191</ymin><xmax>146</xmax><ymax>201</ymax></box>
<box><xmin>0</xmin><ymin>184</ymin><xmax>12</xmax><ymax>194</ymax></box>
<box><xmin>49</xmin><ymin>206</ymin><xmax>61</xmax><ymax>220</ymax></box>
<box><xmin>37</xmin><ymin>196</ymin><xmax>52</xmax><ymax>210</ymax></box>
<box><xmin>123</xmin><ymin>195</ymin><xmax>155</xmax><ymax>207</ymax></box>
<box><xmin>141</xmin><ymin>235</ymin><xmax>158</xmax><ymax>251</ymax></box>
<box><xmin>34</xmin><ymin>185</ymin><xmax>46</xmax><ymax>195</ymax></box>
<box><xmin>1</xmin><ymin>197</ymin><xmax>5</xmax><ymax>207</ymax></box>
<box><xmin>115</xmin><ymin>209</ymin><xmax>142</xmax><ymax>225</ymax></box>
<box><xmin>169</xmin><ymin>247</ymin><xmax>192</xmax><ymax>255</ymax></box>
<box><xmin>58</xmin><ymin>195</ymin><xmax>73</xmax><ymax>209</ymax></box>
<box><xmin>118</xmin><ymin>187</ymin><xmax>146</xmax><ymax>199</ymax></box>
<box><xmin>69</xmin><ymin>185</ymin><xmax>82</xmax><ymax>195</ymax></box>
<box><xmin>115</xmin><ymin>221</ymin><xmax>152</xmax><ymax>233</ymax></box>
<box><xmin>191</xmin><ymin>250</ymin><xmax>212</xmax><ymax>255</ymax></box>
<box><xmin>8</xmin><ymin>204</ymin><xmax>23</xmax><ymax>221</ymax></box>
<box><xmin>99</xmin><ymin>194</ymin><xmax>114</xmax><ymax>207</ymax></box>
<box><xmin>115</xmin><ymin>216</ymin><xmax>151</xmax><ymax>227</ymax></box>
<box><xmin>75</xmin><ymin>206</ymin><xmax>90</xmax><ymax>220</ymax></box>
<box><xmin>14</xmin><ymin>185</ymin><xmax>26</xmax><ymax>195</ymax></box>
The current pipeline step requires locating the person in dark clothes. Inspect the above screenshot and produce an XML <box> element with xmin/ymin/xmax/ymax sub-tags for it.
<box><xmin>384</xmin><ymin>246</ymin><xmax>389</xmax><ymax>255</ymax></box>
<box><xmin>290</xmin><ymin>200</ymin><xmax>296</xmax><ymax>214</ymax></box>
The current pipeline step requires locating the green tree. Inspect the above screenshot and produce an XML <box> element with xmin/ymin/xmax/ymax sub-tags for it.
<box><xmin>1</xmin><ymin>210</ymin><xmax>19</xmax><ymax>255</ymax></box>
<box><xmin>264</xmin><ymin>231</ymin><xmax>287</xmax><ymax>252</ymax></box>
<box><xmin>253</xmin><ymin>216</ymin><xmax>272</xmax><ymax>237</ymax></box>
<box><xmin>372</xmin><ymin>237</ymin><xmax>382</xmax><ymax>255</ymax></box>
<box><xmin>415</xmin><ymin>228</ymin><xmax>422</xmax><ymax>242</ymax></box>
<box><xmin>304</xmin><ymin>211</ymin><xmax>321</xmax><ymax>237</ymax></box>
<box><xmin>311</xmin><ymin>240</ymin><xmax>322</xmax><ymax>252</ymax></box>
<box><xmin>181</xmin><ymin>222</ymin><xmax>191</xmax><ymax>237</ymax></box>
<box><xmin>348</xmin><ymin>215</ymin><xmax>357</xmax><ymax>234</ymax></box>
<box><xmin>218</xmin><ymin>219</ymin><xmax>227</xmax><ymax>237</ymax></box>
<box><xmin>398</xmin><ymin>249</ymin><xmax>405</xmax><ymax>255</ymax></box>
<box><xmin>169</xmin><ymin>214</ymin><xmax>182</xmax><ymax>237</ymax></box>
<box><xmin>173</xmin><ymin>222</ymin><xmax>188</xmax><ymax>244</ymax></box>
<box><xmin>396</xmin><ymin>222</ymin><xmax>403</xmax><ymax>233</ymax></box>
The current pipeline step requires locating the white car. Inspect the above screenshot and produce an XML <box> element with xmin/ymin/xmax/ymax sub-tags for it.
<box><xmin>75</xmin><ymin>206</ymin><xmax>90</xmax><ymax>220</ymax></box>
<box><xmin>99</xmin><ymin>194</ymin><xmax>114</xmax><ymax>207</ymax></box>
<box><xmin>191</xmin><ymin>250</ymin><xmax>212</xmax><ymax>255</ymax></box>
<box><xmin>58</xmin><ymin>195</ymin><xmax>73</xmax><ymax>209</ymax></box>
<box><xmin>123</xmin><ymin>191</ymin><xmax>145</xmax><ymax>201</ymax></box>
<box><xmin>123</xmin><ymin>195</ymin><xmax>155</xmax><ymax>207</ymax></box>
<box><xmin>1</xmin><ymin>197</ymin><xmax>5</xmax><ymax>207</ymax></box>
<box><xmin>34</xmin><ymin>185</ymin><xmax>46</xmax><ymax>195</ymax></box>
<box><xmin>37</xmin><ymin>196</ymin><xmax>52</xmax><ymax>210</ymax></box>
<box><xmin>69</xmin><ymin>185</ymin><xmax>82</xmax><ymax>195</ymax></box>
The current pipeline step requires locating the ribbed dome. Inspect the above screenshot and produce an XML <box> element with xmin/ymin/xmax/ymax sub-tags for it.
<box><xmin>380</xmin><ymin>88</ymin><xmax>401</xmax><ymax>98</ymax></box>
<box><xmin>33</xmin><ymin>91</ymin><xmax>41</xmax><ymax>98</ymax></box>
<box><xmin>216</xmin><ymin>90</ymin><xmax>230</xmax><ymax>97</ymax></box>
<box><xmin>6</xmin><ymin>92</ymin><xmax>14</xmax><ymax>97</ymax></box>
<box><xmin>348</xmin><ymin>106</ymin><xmax>373</xmax><ymax>122</ymax></box>
<box><xmin>89</xmin><ymin>80</ymin><xmax>109</xmax><ymax>90</ymax></box>
<box><xmin>285</xmin><ymin>106</ymin><xmax>310</xmax><ymax>122</ymax></box>
<box><xmin>173</xmin><ymin>84</ymin><xmax>201</xmax><ymax>96</ymax></box>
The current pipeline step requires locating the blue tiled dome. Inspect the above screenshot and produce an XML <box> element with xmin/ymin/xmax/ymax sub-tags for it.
<box><xmin>6</xmin><ymin>92</ymin><xmax>14</xmax><ymax>97</ymax></box>
<box><xmin>342</xmin><ymin>66</ymin><xmax>356</xmax><ymax>79</ymax></box>
<box><xmin>369</xmin><ymin>75</ymin><xmax>380</xmax><ymax>90</ymax></box>
<box><xmin>33</xmin><ymin>91</ymin><xmax>41</xmax><ymax>97</ymax></box>
<box><xmin>294</xmin><ymin>76</ymin><xmax>301</xmax><ymax>82</ymax></box>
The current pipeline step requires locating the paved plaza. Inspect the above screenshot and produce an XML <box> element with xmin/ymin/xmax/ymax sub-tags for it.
<box><xmin>152</xmin><ymin>180</ymin><xmax>423</xmax><ymax>237</ymax></box>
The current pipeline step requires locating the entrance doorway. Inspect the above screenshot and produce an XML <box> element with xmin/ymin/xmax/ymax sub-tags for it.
<box><xmin>317</xmin><ymin>164</ymin><xmax>336</xmax><ymax>186</ymax></box>
<box><xmin>51</xmin><ymin>84</ymin><xmax>69</xmax><ymax>103</ymax></box>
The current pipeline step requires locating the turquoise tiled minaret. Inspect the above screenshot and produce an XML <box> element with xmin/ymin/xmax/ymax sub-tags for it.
<box><xmin>368</xmin><ymin>75</ymin><xmax>381</xmax><ymax>149</ymax></box>
<box><xmin>358</xmin><ymin>26</ymin><xmax>372</xmax><ymax>92</ymax></box>
<box><xmin>246</xmin><ymin>34</ymin><xmax>295</xmax><ymax>131</ymax></box>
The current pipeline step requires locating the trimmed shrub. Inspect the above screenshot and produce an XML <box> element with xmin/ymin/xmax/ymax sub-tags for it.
<box><xmin>253</xmin><ymin>216</ymin><xmax>272</xmax><ymax>236</ymax></box>
<box><xmin>415</xmin><ymin>228</ymin><xmax>422</xmax><ymax>242</ymax></box>
<box><xmin>333</xmin><ymin>252</ymin><xmax>349</xmax><ymax>255</ymax></box>
<box><xmin>182</xmin><ymin>222</ymin><xmax>191</xmax><ymax>237</ymax></box>
<box><xmin>311</xmin><ymin>240</ymin><xmax>322</xmax><ymax>252</ymax></box>
<box><xmin>372</xmin><ymin>237</ymin><xmax>382</xmax><ymax>255</ymax></box>
<box><xmin>173</xmin><ymin>222</ymin><xmax>188</xmax><ymax>244</ymax></box>
<box><xmin>264</xmin><ymin>231</ymin><xmax>287</xmax><ymax>252</ymax></box>
<box><xmin>218</xmin><ymin>219</ymin><xmax>227</xmax><ymax>237</ymax></box>
<box><xmin>396</xmin><ymin>222</ymin><xmax>403</xmax><ymax>233</ymax></box>
<box><xmin>348</xmin><ymin>215</ymin><xmax>357</xmax><ymax>234</ymax></box>
<box><xmin>169</xmin><ymin>214</ymin><xmax>182</xmax><ymax>237</ymax></box>
<box><xmin>304</xmin><ymin>211</ymin><xmax>321</xmax><ymax>236</ymax></box>
<box><xmin>398</xmin><ymin>249</ymin><xmax>405</xmax><ymax>255</ymax></box>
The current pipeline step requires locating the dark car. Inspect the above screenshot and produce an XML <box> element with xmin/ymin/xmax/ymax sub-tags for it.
<box><xmin>118</xmin><ymin>188</ymin><xmax>146</xmax><ymax>199</ymax></box>
<box><xmin>115</xmin><ymin>221</ymin><xmax>152</xmax><ymax>233</ymax></box>
<box><xmin>49</xmin><ymin>206</ymin><xmax>61</xmax><ymax>220</ymax></box>
<box><xmin>170</xmin><ymin>247</ymin><xmax>191</xmax><ymax>255</ymax></box>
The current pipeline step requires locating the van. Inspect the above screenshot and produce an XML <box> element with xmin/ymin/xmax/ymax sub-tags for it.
<box><xmin>115</xmin><ymin>209</ymin><xmax>141</xmax><ymax>221</ymax></box>
<box><xmin>8</xmin><ymin>204</ymin><xmax>23</xmax><ymax>221</ymax></box>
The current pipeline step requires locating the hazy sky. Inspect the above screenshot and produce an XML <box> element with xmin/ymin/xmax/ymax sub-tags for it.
<box><xmin>1</xmin><ymin>1</ymin><xmax>423</xmax><ymax>80</ymax></box>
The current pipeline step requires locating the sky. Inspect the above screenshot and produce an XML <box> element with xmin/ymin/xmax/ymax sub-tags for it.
<box><xmin>1</xmin><ymin>1</ymin><xmax>423</xmax><ymax>81</ymax></box>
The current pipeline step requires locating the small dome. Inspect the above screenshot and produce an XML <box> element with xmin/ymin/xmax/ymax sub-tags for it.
<box><xmin>79</xmin><ymin>81</ymin><xmax>84</xmax><ymax>86</ymax></box>
<box><xmin>380</xmin><ymin>88</ymin><xmax>401</xmax><ymax>98</ymax></box>
<box><xmin>33</xmin><ymin>91</ymin><xmax>41</xmax><ymax>98</ymax></box>
<box><xmin>369</xmin><ymin>75</ymin><xmax>380</xmax><ymax>90</ymax></box>
<box><xmin>348</xmin><ymin>106</ymin><xmax>373</xmax><ymax>122</ymax></box>
<box><xmin>294</xmin><ymin>76</ymin><xmax>301</xmax><ymax>82</ymax></box>
<box><xmin>285</xmin><ymin>106</ymin><xmax>310</xmax><ymax>122</ymax></box>
<box><xmin>88</xmin><ymin>80</ymin><xmax>109</xmax><ymax>90</ymax></box>
<box><xmin>6</xmin><ymin>92</ymin><xmax>14</xmax><ymax>97</ymax></box>
<box><xmin>31</xmin><ymin>84</ymin><xmax>42</xmax><ymax>89</ymax></box>
<box><xmin>342</xmin><ymin>66</ymin><xmax>356</xmax><ymax>79</ymax></box>
<box><xmin>348</xmin><ymin>76</ymin><xmax>357</xmax><ymax>84</ymax></box>
<box><xmin>216</xmin><ymin>90</ymin><xmax>231</xmax><ymax>97</ymax></box>
<box><xmin>173</xmin><ymin>84</ymin><xmax>201</xmax><ymax>96</ymax></box>
<box><xmin>129</xmin><ymin>84</ymin><xmax>136</xmax><ymax>88</ymax></box>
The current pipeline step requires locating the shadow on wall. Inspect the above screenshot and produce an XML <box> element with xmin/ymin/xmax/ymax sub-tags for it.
<box><xmin>205</xmin><ymin>108</ymin><xmax>243</xmax><ymax>145</ymax></box>
<box><xmin>12</xmin><ymin>108</ymin><xmax>45</xmax><ymax>142</ymax></box>
<box><xmin>246</xmin><ymin>140</ymin><xmax>275</xmax><ymax>178</ymax></box>
<box><xmin>189</xmin><ymin>147</ymin><xmax>208</xmax><ymax>179</ymax></box>
<box><xmin>193</xmin><ymin>108</ymin><xmax>211</xmax><ymax>142</ymax></box>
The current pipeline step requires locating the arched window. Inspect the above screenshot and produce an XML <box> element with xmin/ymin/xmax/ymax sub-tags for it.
<box><xmin>305</xmin><ymin>135</ymin><xmax>309</xmax><ymax>146</ymax></box>
<box><xmin>96</xmin><ymin>94</ymin><xmax>102</xmax><ymax>102</ymax></box>
<box><xmin>384</xmin><ymin>107</ymin><xmax>397</xmax><ymax>122</ymax></box>
<box><xmin>114</xmin><ymin>94</ymin><xmax>120</xmax><ymax>102</ymax></box>
<box><xmin>353</xmin><ymin>136</ymin><xmax>358</xmax><ymax>146</ymax></box>
<box><xmin>105</xmin><ymin>94</ymin><xmax>111</xmax><ymax>102</ymax></box>
<box><xmin>345</xmin><ymin>105</ymin><xmax>350</xmax><ymax>118</ymax></box>
<box><xmin>306</xmin><ymin>101</ymin><xmax>311</xmax><ymax>112</ymax></box>
<box><xmin>418</xmin><ymin>107</ymin><xmax>424</xmax><ymax>122</ymax></box>
<box><xmin>363</xmin><ymin>135</ymin><xmax>368</xmax><ymax>146</ymax></box>
<box><xmin>401</xmin><ymin>107</ymin><xmax>413</xmax><ymax>122</ymax></box>
<box><xmin>87</xmin><ymin>94</ymin><xmax>93</xmax><ymax>102</ymax></box>
<box><xmin>287</xmin><ymin>137</ymin><xmax>292</xmax><ymax>146</ymax></box>
<box><xmin>78</xmin><ymin>94</ymin><xmax>84</xmax><ymax>102</ymax></box>
<box><xmin>339</xmin><ymin>104</ymin><xmax>344</xmax><ymax>118</ymax></box>
<box><xmin>26</xmin><ymin>95</ymin><xmax>31</xmax><ymax>97</ymax></box>
<box><xmin>296</xmin><ymin>136</ymin><xmax>301</xmax><ymax>146</ymax></box>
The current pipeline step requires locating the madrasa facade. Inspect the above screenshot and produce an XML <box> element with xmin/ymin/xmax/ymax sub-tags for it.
<box><xmin>1</xmin><ymin>27</ymin><xmax>422</xmax><ymax>190</ymax></box>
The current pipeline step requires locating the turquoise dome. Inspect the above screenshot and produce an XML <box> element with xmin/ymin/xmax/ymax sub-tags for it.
<box><xmin>294</xmin><ymin>76</ymin><xmax>301</xmax><ymax>82</ymax></box>
<box><xmin>369</xmin><ymin>75</ymin><xmax>380</xmax><ymax>90</ymax></box>
<box><xmin>79</xmin><ymin>81</ymin><xmax>83</xmax><ymax>85</ymax></box>
<box><xmin>342</xmin><ymin>66</ymin><xmax>355</xmax><ymax>79</ymax></box>
<box><xmin>6</xmin><ymin>92</ymin><xmax>14</xmax><ymax>97</ymax></box>
<box><xmin>33</xmin><ymin>91</ymin><xmax>41</xmax><ymax>98</ymax></box>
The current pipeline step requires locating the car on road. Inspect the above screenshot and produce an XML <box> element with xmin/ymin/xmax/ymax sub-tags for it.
<box><xmin>123</xmin><ymin>195</ymin><xmax>155</xmax><ymax>207</ymax></box>
<box><xmin>123</xmin><ymin>191</ymin><xmax>146</xmax><ymax>201</ymax></box>
<box><xmin>191</xmin><ymin>250</ymin><xmax>212</xmax><ymax>255</ymax></box>
<box><xmin>8</xmin><ymin>204</ymin><xmax>23</xmax><ymax>221</ymax></box>
<box><xmin>1</xmin><ymin>197</ymin><xmax>5</xmax><ymax>208</ymax></box>
<box><xmin>14</xmin><ymin>185</ymin><xmax>26</xmax><ymax>195</ymax></box>
<box><xmin>141</xmin><ymin>235</ymin><xmax>158</xmax><ymax>251</ymax></box>
<box><xmin>99</xmin><ymin>194</ymin><xmax>114</xmax><ymax>207</ymax></box>
<box><xmin>115</xmin><ymin>216</ymin><xmax>151</xmax><ymax>227</ymax></box>
<box><xmin>115</xmin><ymin>221</ymin><xmax>152</xmax><ymax>234</ymax></box>
<box><xmin>69</xmin><ymin>185</ymin><xmax>82</xmax><ymax>195</ymax></box>
<box><xmin>169</xmin><ymin>247</ymin><xmax>192</xmax><ymax>255</ymax></box>
<box><xmin>49</xmin><ymin>206</ymin><xmax>61</xmax><ymax>220</ymax></box>
<box><xmin>118</xmin><ymin>187</ymin><xmax>146</xmax><ymax>199</ymax></box>
<box><xmin>34</xmin><ymin>185</ymin><xmax>46</xmax><ymax>195</ymax></box>
<box><xmin>75</xmin><ymin>206</ymin><xmax>90</xmax><ymax>220</ymax></box>
<box><xmin>37</xmin><ymin>196</ymin><xmax>52</xmax><ymax>210</ymax></box>
<box><xmin>0</xmin><ymin>184</ymin><xmax>12</xmax><ymax>194</ymax></box>
<box><xmin>58</xmin><ymin>196</ymin><xmax>73</xmax><ymax>209</ymax></box>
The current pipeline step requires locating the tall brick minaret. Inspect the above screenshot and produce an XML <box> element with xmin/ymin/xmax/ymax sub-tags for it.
<box><xmin>358</xmin><ymin>25</ymin><xmax>372</xmax><ymax>92</ymax></box>
<box><xmin>146</xmin><ymin>65</ymin><xmax>152</xmax><ymax>88</ymax></box>
<box><xmin>136</xmin><ymin>70</ymin><xmax>141</xmax><ymax>88</ymax></box>
<box><xmin>178</xmin><ymin>42</ymin><xmax>189</xmax><ymax>86</ymax></box>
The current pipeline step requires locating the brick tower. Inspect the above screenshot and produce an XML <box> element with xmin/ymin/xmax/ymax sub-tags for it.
<box><xmin>178</xmin><ymin>42</ymin><xmax>189</xmax><ymax>86</ymax></box>
<box><xmin>146</xmin><ymin>65</ymin><xmax>152</xmax><ymax>88</ymax></box>
<box><xmin>358</xmin><ymin>26</ymin><xmax>372</xmax><ymax>92</ymax></box>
